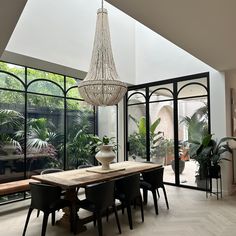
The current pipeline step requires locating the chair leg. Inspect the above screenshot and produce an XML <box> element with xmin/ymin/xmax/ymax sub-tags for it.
<box><xmin>162</xmin><ymin>186</ymin><xmax>169</xmax><ymax>209</ymax></box>
<box><xmin>22</xmin><ymin>207</ymin><xmax>33</xmax><ymax>236</ymax></box>
<box><xmin>126</xmin><ymin>204</ymin><xmax>133</xmax><ymax>230</ymax></box>
<box><xmin>106</xmin><ymin>207</ymin><xmax>109</xmax><ymax>222</ymax></box>
<box><xmin>157</xmin><ymin>189</ymin><xmax>160</xmax><ymax>198</ymax></box>
<box><xmin>152</xmin><ymin>189</ymin><xmax>158</xmax><ymax>215</ymax></box>
<box><xmin>97</xmin><ymin>213</ymin><xmax>103</xmax><ymax>236</ymax></box>
<box><xmin>51</xmin><ymin>212</ymin><xmax>55</xmax><ymax>226</ymax></box>
<box><xmin>143</xmin><ymin>189</ymin><xmax>148</xmax><ymax>205</ymax></box>
<box><xmin>37</xmin><ymin>210</ymin><xmax>40</xmax><ymax>217</ymax></box>
<box><xmin>41</xmin><ymin>213</ymin><xmax>49</xmax><ymax>236</ymax></box>
<box><xmin>93</xmin><ymin>213</ymin><xmax>96</xmax><ymax>227</ymax></box>
<box><xmin>121</xmin><ymin>202</ymin><xmax>125</xmax><ymax>214</ymax></box>
<box><xmin>113</xmin><ymin>204</ymin><xmax>121</xmax><ymax>234</ymax></box>
<box><xmin>139</xmin><ymin>195</ymin><xmax>144</xmax><ymax>222</ymax></box>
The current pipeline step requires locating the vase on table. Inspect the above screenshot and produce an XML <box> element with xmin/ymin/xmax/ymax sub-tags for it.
<box><xmin>95</xmin><ymin>145</ymin><xmax>115</xmax><ymax>170</ymax></box>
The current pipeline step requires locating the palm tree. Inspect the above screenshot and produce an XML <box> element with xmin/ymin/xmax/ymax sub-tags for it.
<box><xmin>0</xmin><ymin>109</ymin><xmax>24</xmax><ymax>152</ymax></box>
<box><xmin>15</xmin><ymin>117</ymin><xmax>61</xmax><ymax>156</ymax></box>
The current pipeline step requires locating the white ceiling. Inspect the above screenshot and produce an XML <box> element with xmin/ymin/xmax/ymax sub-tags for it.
<box><xmin>107</xmin><ymin>0</ymin><xmax>236</xmax><ymax>72</ymax></box>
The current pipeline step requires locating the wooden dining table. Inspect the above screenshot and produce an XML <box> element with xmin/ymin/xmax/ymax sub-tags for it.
<box><xmin>31</xmin><ymin>161</ymin><xmax>162</xmax><ymax>233</ymax></box>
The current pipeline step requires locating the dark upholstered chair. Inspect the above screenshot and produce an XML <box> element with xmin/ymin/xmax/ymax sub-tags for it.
<box><xmin>77</xmin><ymin>164</ymin><xmax>94</xmax><ymax>169</ymax></box>
<box><xmin>22</xmin><ymin>182</ymin><xmax>73</xmax><ymax>236</ymax></box>
<box><xmin>78</xmin><ymin>181</ymin><xmax>121</xmax><ymax>236</ymax></box>
<box><xmin>40</xmin><ymin>168</ymin><xmax>64</xmax><ymax>175</ymax></box>
<box><xmin>36</xmin><ymin>168</ymin><xmax>64</xmax><ymax>217</ymax></box>
<box><xmin>115</xmin><ymin>174</ymin><xmax>144</xmax><ymax>230</ymax></box>
<box><xmin>140</xmin><ymin>167</ymin><xmax>169</xmax><ymax>215</ymax></box>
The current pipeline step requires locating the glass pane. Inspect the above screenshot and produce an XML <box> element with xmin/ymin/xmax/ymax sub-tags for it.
<box><xmin>27</xmin><ymin>91</ymin><xmax>64</xmax><ymax>109</ymax></box>
<box><xmin>178</xmin><ymin>78</ymin><xmax>207</xmax><ymax>98</ymax></box>
<box><xmin>128</xmin><ymin>104</ymin><xmax>146</xmax><ymax>161</ymax></box>
<box><xmin>98</xmin><ymin>106</ymin><xmax>116</xmax><ymax>139</ymax></box>
<box><xmin>66</xmin><ymin>100</ymin><xmax>95</xmax><ymax>169</ymax></box>
<box><xmin>149</xmin><ymin>101</ymin><xmax>175</xmax><ymax>184</ymax></box>
<box><xmin>149</xmin><ymin>85</ymin><xmax>173</xmax><ymax>102</ymax></box>
<box><xmin>27</xmin><ymin>68</ymin><xmax>64</xmax><ymax>88</ymax></box>
<box><xmin>0</xmin><ymin>72</ymin><xmax>24</xmax><ymax>90</ymax></box>
<box><xmin>28</xmin><ymin>80</ymin><xmax>64</xmax><ymax>97</ymax></box>
<box><xmin>98</xmin><ymin>106</ymin><xmax>117</xmax><ymax>160</ymax></box>
<box><xmin>0</xmin><ymin>91</ymin><xmax>25</xmax><ymax>186</ymax></box>
<box><xmin>0</xmin><ymin>90</ymin><xmax>24</xmax><ymax>105</ymax></box>
<box><xmin>178</xmin><ymin>97</ymin><xmax>208</xmax><ymax>189</ymax></box>
<box><xmin>26</xmin><ymin>94</ymin><xmax>64</xmax><ymax>177</ymax></box>
<box><xmin>0</xmin><ymin>192</ymin><xmax>24</xmax><ymax>204</ymax></box>
<box><xmin>0</xmin><ymin>62</ymin><xmax>25</xmax><ymax>81</ymax></box>
<box><xmin>128</xmin><ymin>90</ymin><xmax>146</xmax><ymax>105</ymax></box>
<box><xmin>66</xmin><ymin>87</ymin><xmax>82</xmax><ymax>99</ymax></box>
<box><xmin>66</xmin><ymin>77</ymin><xmax>80</xmax><ymax>90</ymax></box>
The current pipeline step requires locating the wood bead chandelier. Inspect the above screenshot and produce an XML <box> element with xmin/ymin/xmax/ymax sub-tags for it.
<box><xmin>78</xmin><ymin>0</ymin><xmax>127</xmax><ymax>106</ymax></box>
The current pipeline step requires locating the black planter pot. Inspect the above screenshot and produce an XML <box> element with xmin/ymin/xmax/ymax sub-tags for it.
<box><xmin>195</xmin><ymin>175</ymin><xmax>209</xmax><ymax>189</ymax></box>
<box><xmin>208</xmin><ymin>165</ymin><xmax>221</xmax><ymax>178</ymax></box>
<box><xmin>171</xmin><ymin>160</ymin><xmax>185</xmax><ymax>174</ymax></box>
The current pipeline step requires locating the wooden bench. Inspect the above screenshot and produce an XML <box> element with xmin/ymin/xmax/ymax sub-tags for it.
<box><xmin>0</xmin><ymin>179</ymin><xmax>39</xmax><ymax>196</ymax></box>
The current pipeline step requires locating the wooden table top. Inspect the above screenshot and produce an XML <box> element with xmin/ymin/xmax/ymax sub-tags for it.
<box><xmin>31</xmin><ymin>161</ymin><xmax>162</xmax><ymax>189</ymax></box>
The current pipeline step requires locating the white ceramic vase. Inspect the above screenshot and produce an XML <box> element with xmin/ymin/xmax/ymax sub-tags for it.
<box><xmin>95</xmin><ymin>145</ymin><xmax>115</xmax><ymax>170</ymax></box>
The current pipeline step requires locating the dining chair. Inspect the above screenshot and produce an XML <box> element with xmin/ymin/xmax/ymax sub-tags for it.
<box><xmin>77</xmin><ymin>164</ymin><xmax>94</xmax><ymax>195</ymax></box>
<box><xmin>37</xmin><ymin>168</ymin><xmax>64</xmax><ymax>217</ymax></box>
<box><xmin>140</xmin><ymin>167</ymin><xmax>169</xmax><ymax>215</ymax></box>
<box><xmin>22</xmin><ymin>182</ymin><xmax>73</xmax><ymax>236</ymax></box>
<box><xmin>77</xmin><ymin>164</ymin><xmax>94</xmax><ymax>169</ymax></box>
<box><xmin>40</xmin><ymin>168</ymin><xmax>64</xmax><ymax>175</ymax></box>
<box><xmin>78</xmin><ymin>181</ymin><xmax>121</xmax><ymax>236</ymax></box>
<box><xmin>115</xmin><ymin>173</ymin><xmax>144</xmax><ymax>230</ymax></box>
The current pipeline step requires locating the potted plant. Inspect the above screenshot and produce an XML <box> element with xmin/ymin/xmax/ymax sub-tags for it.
<box><xmin>95</xmin><ymin>135</ymin><xmax>117</xmax><ymax>170</ymax></box>
<box><xmin>190</xmin><ymin>134</ymin><xmax>236</xmax><ymax>186</ymax></box>
<box><xmin>171</xmin><ymin>142</ymin><xmax>186</xmax><ymax>174</ymax></box>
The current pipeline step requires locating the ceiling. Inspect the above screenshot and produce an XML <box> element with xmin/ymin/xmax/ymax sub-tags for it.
<box><xmin>107</xmin><ymin>0</ymin><xmax>236</xmax><ymax>72</ymax></box>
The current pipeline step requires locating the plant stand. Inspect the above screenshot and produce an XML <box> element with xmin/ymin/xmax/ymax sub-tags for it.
<box><xmin>206</xmin><ymin>165</ymin><xmax>222</xmax><ymax>200</ymax></box>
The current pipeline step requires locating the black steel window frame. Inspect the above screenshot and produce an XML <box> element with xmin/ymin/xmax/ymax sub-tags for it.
<box><xmin>0</xmin><ymin>60</ymin><xmax>119</xmax><ymax>204</ymax></box>
<box><xmin>124</xmin><ymin>72</ymin><xmax>210</xmax><ymax>190</ymax></box>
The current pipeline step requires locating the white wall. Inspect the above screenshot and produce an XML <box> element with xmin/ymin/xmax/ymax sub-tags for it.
<box><xmin>225</xmin><ymin>70</ymin><xmax>236</xmax><ymax>193</ymax></box>
<box><xmin>136</xmin><ymin>22</ymin><xmax>211</xmax><ymax>83</ymax></box>
<box><xmin>135</xmin><ymin>21</ymin><xmax>227</xmax><ymax>135</ymax></box>
<box><xmin>6</xmin><ymin>0</ymin><xmax>136</xmax><ymax>84</ymax></box>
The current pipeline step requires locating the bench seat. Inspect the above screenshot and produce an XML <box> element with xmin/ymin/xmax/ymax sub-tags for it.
<box><xmin>0</xmin><ymin>179</ymin><xmax>39</xmax><ymax>196</ymax></box>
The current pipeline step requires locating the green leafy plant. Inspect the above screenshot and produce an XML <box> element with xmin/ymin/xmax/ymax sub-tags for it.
<box><xmin>66</xmin><ymin>129</ymin><xmax>101</xmax><ymax>167</ymax></box>
<box><xmin>102</xmin><ymin>136</ymin><xmax>110</xmax><ymax>145</ymax></box>
<box><xmin>0</xmin><ymin>109</ymin><xmax>24</xmax><ymax>153</ymax></box>
<box><xmin>190</xmin><ymin>134</ymin><xmax>236</xmax><ymax>178</ymax></box>
<box><xmin>15</xmin><ymin>117</ymin><xmax>61</xmax><ymax>157</ymax></box>
<box><xmin>181</xmin><ymin>104</ymin><xmax>208</xmax><ymax>143</ymax></box>
<box><xmin>128</xmin><ymin>115</ymin><xmax>164</xmax><ymax>158</ymax></box>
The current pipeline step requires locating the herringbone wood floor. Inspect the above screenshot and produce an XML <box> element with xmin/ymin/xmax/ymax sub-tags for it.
<box><xmin>1</xmin><ymin>186</ymin><xmax>236</xmax><ymax>236</ymax></box>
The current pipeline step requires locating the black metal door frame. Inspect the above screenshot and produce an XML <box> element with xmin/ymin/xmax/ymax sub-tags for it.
<box><xmin>124</xmin><ymin>72</ymin><xmax>210</xmax><ymax>188</ymax></box>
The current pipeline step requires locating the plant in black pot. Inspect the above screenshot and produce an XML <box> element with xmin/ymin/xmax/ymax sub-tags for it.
<box><xmin>190</xmin><ymin>134</ymin><xmax>236</xmax><ymax>187</ymax></box>
<box><xmin>171</xmin><ymin>142</ymin><xmax>186</xmax><ymax>174</ymax></box>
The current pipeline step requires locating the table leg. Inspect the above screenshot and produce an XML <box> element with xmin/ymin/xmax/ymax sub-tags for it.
<box><xmin>56</xmin><ymin>188</ymin><xmax>87</xmax><ymax>234</ymax></box>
